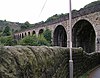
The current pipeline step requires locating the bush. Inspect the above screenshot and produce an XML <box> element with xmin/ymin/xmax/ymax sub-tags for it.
<box><xmin>0</xmin><ymin>36</ymin><xmax>15</xmax><ymax>46</ymax></box>
<box><xmin>18</xmin><ymin>35</ymin><xmax>38</xmax><ymax>46</ymax></box>
<box><xmin>37</xmin><ymin>35</ymin><xmax>50</xmax><ymax>46</ymax></box>
<box><xmin>2</xmin><ymin>26</ymin><xmax>11</xmax><ymax>36</ymax></box>
<box><xmin>18</xmin><ymin>35</ymin><xmax>50</xmax><ymax>46</ymax></box>
<box><xmin>43</xmin><ymin>29</ymin><xmax>52</xmax><ymax>44</ymax></box>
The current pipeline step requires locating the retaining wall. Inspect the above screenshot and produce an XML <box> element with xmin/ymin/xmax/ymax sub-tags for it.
<box><xmin>0</xmin><ymin>46</ymin><xmax>99</xmax><ymax>78</ymax></box>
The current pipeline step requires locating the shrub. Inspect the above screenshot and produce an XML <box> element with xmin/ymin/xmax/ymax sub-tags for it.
<box><xmin>43</xmin><ymin>29</ymin><xmax>52</xmax><ymax>44</ymax></box>
<box><xmin>18</xmin><ymin>35</ymin><xmax>38</xmax><ymax>46</ymax></box>
<box><xmin>18</xmin><ymin>35</ymin><xmax>50</xmax><ymax>46</ymax></box>
<box><xmin>37</xmin><ymin>35</ymin><xmax>50</xmax><ymax>46</ymax></box>
<box><xmin>0</xmin><ymin>36</ymin><xmax>15</xmax><ymax>46</ymax></box>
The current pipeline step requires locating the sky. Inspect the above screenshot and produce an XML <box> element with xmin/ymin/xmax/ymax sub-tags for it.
<box><xmin>0</xmin><ymin>0</ymin><xmax>97</xmax><ymax>24</ymax></box>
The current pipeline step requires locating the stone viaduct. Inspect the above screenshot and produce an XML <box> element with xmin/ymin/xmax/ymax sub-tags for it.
<box><xmin>14</xmin><ymin>5</ymin><xmax>100</xmax><ymax>53</ymax></box>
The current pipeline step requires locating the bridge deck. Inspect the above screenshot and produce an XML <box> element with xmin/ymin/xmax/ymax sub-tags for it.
<box><xmin>89</xmin><ymin>66</ymin><xmax>100</xmax><ymax>78</ymax></box>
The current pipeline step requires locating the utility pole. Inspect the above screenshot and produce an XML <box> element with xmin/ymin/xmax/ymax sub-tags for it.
<box><xmin>69</xmin><ymin>0</ymin><xmax>73</xmax><ymax>78</ymax></box>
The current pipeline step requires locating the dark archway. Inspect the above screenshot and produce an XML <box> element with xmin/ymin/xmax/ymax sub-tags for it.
<box><xmin>25</xmin><ymin>32</ymin><xmax>27</xmax><ymax>36</ymax></box>
<box><xmin>53</xmin><ymin>25</ymin><xmax>67</xmax><ymax>47</ymax></box>
<box><xmin>20</xmin><ymin>34</ymin><xmax>21</xmax><ymax>39</ymax></box>
<box><xmin>39</xmin><ymin>29</ymin><xmax>44</xmax><ymax>34</ymax></box>
<box><xmin>28</xmin><ymin>32</ymin><xmax>30</xmax><ymax>36</ymax></box>
<box><xmin>72</xmin><ymin>20</ymin><xmax>96</xmax><ymax>53</ymax></box>
<box><xmin>22</xmin><ymin>33</ymin><xmax>24</xmax><ymax>38</ymax></box>
<box><xmin>32</xmin><ymin>31</ymin><xmax>36</xmax><ymax>35</ymax></box>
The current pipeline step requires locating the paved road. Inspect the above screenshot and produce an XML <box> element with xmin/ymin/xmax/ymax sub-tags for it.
<box><xmin>89</xmin><ymin>67</ymin><xmax>100</xmax><ymax>78</ymax></box>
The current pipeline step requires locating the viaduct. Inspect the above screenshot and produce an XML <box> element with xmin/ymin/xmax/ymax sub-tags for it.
<box><xmin>14</xmin><ymin>5</ymin><xmax>100</xmax><ymax>53</ymax></box>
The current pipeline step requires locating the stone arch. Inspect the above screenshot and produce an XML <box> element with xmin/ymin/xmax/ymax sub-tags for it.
<box><xmin>72</xmin><ymin>19</ymin><xmax>96</xmax><ymax>52</ymax></box>
<box><xmin>25</xmin><ymin>32</ymin><xmax>27</xmax><ymax>36</ymax></box>
<box><xmin>32</xmin><ymin>30</ymin><xmax>36</xmax><ymax>35</ymax></box>
<box><xmin>28</xmin><ymin>32</ymin><xmax>30</xmax><ymax>36</ymax></box>
<box><xmin>22</xmin><ymin>33</ymin><xmax>24</xmax><ymax>38</ymax></box>
<box><xmin>20</xmin><ymin>34</ymin><xmax>21</xmax><ymax>39</ymax></box>
<box><xmin>53</xmin><ymin>25</ymin><xmax>67</xmax><ymax>47</ymax></box>
<box><xmin>39</xmin><ymin>29</ymin><xmax>44</xmax><ymax>34</ymax></box>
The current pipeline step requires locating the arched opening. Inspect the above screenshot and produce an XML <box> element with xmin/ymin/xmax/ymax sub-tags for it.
<box><xmin>28</xmin><ymin>32</ymin><xmax>30</xmax><ymax>36</ymax></box>
<box><xmin>22</xmin><ymin>33</ymin><xmax>24</xmax><ymax>38</ymax></box>
<box><xmin>32</xmin><ymin>31</ymin><xmax>36</xmax><ymax>35</ymax></box>
<box><xmin>25</xmin><ymin>32</ymin><xmax>27</xmax><ymax>36</ymax></box>
<box><xmin>39</xmin><ymin>29</ymin><xmax>44</xmax><ymax>34</ymax></box>
<box><xmin>72</xmin><ymin>19</ymin><xmax>96</xmax><ymax>53</ymax></box>
<box><xmin>20</xmin><ymin>34</ymin><xmax>21</xmax><ymax>39</ymax></box>
<box><xmin>53</xmin><ymin>25</ymin><xmax>67</xmax><ymax>47</ymax></box>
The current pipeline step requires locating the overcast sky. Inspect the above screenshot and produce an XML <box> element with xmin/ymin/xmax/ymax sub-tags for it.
<box><xmin>0</xmin><ymin>0</ymin><xmax>97</xmax><ymax>24</ymax></box>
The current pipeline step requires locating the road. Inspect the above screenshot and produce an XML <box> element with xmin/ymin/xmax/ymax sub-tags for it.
<box><xmin>89</xmin><ymin>67</ymin><xmax>100</xmax><ymax>78</ymax></box>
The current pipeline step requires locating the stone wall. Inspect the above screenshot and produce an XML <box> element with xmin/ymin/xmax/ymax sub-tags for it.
<box><xmin>73</xmin><ymin>49</ymin><xmax>100</xmax><ymax>78</ymax></box>
<box><xmin>0</xmin><ymin>46</ymin><xmax>99</xmax><ymax>78</ymax></box>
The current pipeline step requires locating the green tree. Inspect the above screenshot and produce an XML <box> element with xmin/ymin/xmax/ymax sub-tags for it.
<box><xmin>18</xmin><ymin>35</ymin><xmax>50</xmax><ymax>46</ymax></box>
<box><xmin>84</xmin><ymin>0</ymin><xmax>100</xmax><ymax>8</ymax></box>
<box><xmin>45</xmin><ymin>14</ymin><xmax>59</xmax><ymax>22</ymax></box>
<box><xmin>24</xmin><ymin>21</ymin><xmax>32</xmax><ymax>28</ymax></box>
<box><xmin>37</xmin><ymin>35</ymin><xmax>50</xmax><ymax>46</ymax></box>
<box><xmin>2</xmin><ymin>26</ymin><xmax>11</xmax><ymax>36</ymax></box>
<box><xmin>21</xmin><ymin>21</ymin><xmax>32</xmax><ymax>30</ymax></box>
<box><xmin>43</xmin><ymin>29</ymin><xmax>52</xmax><ymax>44</ymax></box>
<box><xmin>18</xmin><ymin>35</ymin><xmax>38</xmax><ymax>46</ymax></box>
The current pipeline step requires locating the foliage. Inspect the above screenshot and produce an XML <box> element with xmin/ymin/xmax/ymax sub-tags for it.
<box><xmin>21</xmin><ymin>21</ymin><xmax>32</xmax><ymax>30</ymax></box>
<box><xmin>37</xmin><ymin>35</ymin><xmax>50</xmax><ymax>46</ymax></box>
<box><xmin>18</xmin><ymin>35</ymin><xmax>38</xmax><ymax>46</ymax></box>
<box><xmin>84</xmin><ymin>0</ymin><xmax>100</xmax><ymax>8</ymax></box>
<box><xmin>15</xmin><ymin>30</ymin><xmax>18</xmax><ymax>33</ymax></box>
<box><xmin>43</xmin><ymin>28</ymin><xmax>52</xmax><ymax>44</ymax></box>
<box><xmin>0</xmin><ymin>27</ymin><xmax>3</xmax><ymax>33</ymax></box>
<box><xmin>45</xmin><ymin>14</ymin><xmax>60</xmax><ymax>22</ymax></box>
<box><xmin>2</xmin><ymin>26</ymin><xmax>11</xmax><ymax>36</ymax></box>
<box><xmin>45</xmin><ymin>13</ymin><xmax>68</xmax><ymax>23</ymax></box>
<box><xmin>0</xmin><ymin>36</ymin><xmax>16</xmax><ymax>46</ymax></box>
<box><xmin>18</xmin><ymin>35</ymin><xmax>50</xmax><ymax>46</ymax></box>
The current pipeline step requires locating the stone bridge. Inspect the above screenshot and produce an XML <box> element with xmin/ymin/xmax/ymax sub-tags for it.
<box><xmin>14</xmin><ymin>5</ymin><xmax>100</xmax><ymax>53</ymax></box>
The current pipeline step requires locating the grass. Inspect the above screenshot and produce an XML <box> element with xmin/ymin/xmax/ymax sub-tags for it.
<box><xmin>78</xmin><ymin>71</ymin><xmax>90</xmax><ymax>78</ymax></box>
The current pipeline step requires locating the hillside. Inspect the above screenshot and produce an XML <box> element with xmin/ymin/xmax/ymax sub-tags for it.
<box><xmin>84</xmin><ymin>0</ymin><xmax>100</xmax><ymax>8</ymax></box>
<box><xmin>0</xmin><ymin>20</ymin><xmax>22</xmax><ymax>33</ymax></box>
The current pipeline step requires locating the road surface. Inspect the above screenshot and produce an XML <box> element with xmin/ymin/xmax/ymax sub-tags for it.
<box><xmin>89</xmin><ymin>67</ymin><xmax>100</xmax><ymax>78</ymax></box>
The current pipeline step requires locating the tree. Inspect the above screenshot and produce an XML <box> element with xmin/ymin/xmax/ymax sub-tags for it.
<box><xmin>2</xmin><ymin>26</ymin><xmax>11</xmax><ymax>36</ymax></box>
<box><xmin>45</xmin><ymin>14</ymin><xmax>59</xmax><ymax>22</ymax></box>
<box><xmin>37</xmin><ymin>35</ymin><xmax>50</xmax><ymax>46</ymax></box>
<box><xmin>84</xmin><ymin>1</ymin><xmax>100</xmax><ymax>8</ymax></box>
<box><xmin>21</xmin><ymin>21</ymin><xmax>32</xmax><ymax>30</ymax></box>
<box><xmin>18</xmin><ymin>35</ymin><xmax>50</xmax><ymax>46</ymax></box>
<box><xmin>24</xmin><ymin>21</ymin><xmax>32</xmax><ymax>28</ymax></box>
<box><xmin>43</xmin><ymin>29</ymin><xmax>52</xmax><ymax>44</ymax></box>
<box><xmin>18</xmin><ymin>35</ymin><xmax>38</xmax><ymax>46</ymax></box>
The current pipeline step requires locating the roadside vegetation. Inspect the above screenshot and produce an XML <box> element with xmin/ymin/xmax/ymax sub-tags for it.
<box><xmin>0</xmin><ymin>28</ymin><xmax>52</xmax><ymax>46</ymax></box>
